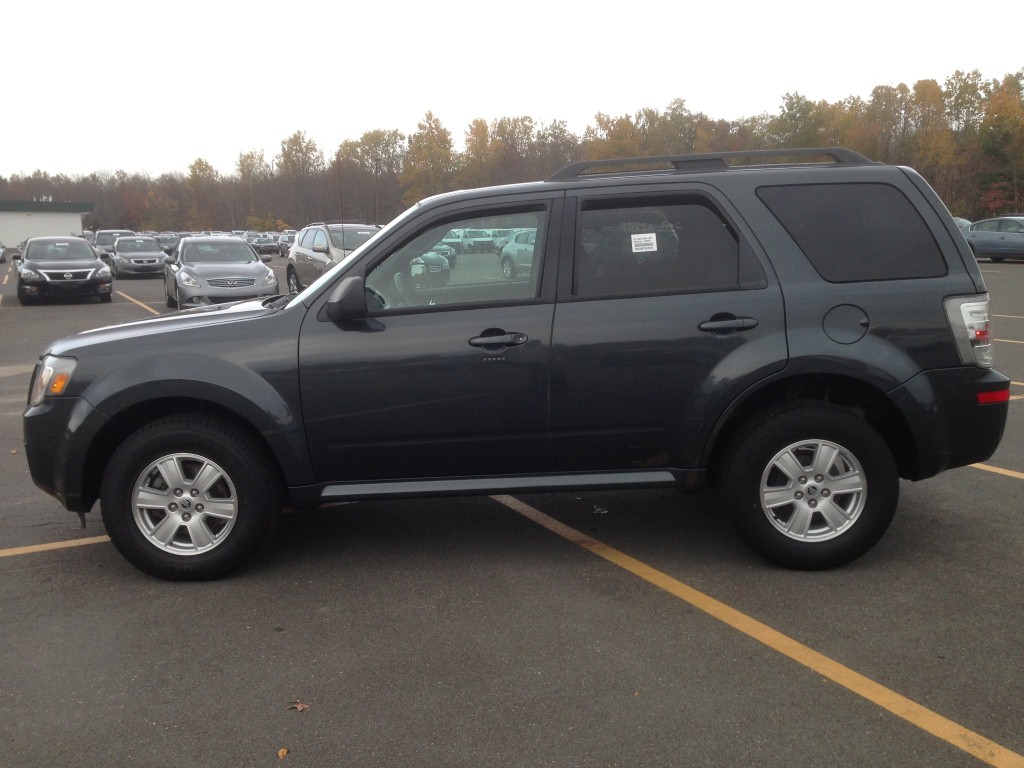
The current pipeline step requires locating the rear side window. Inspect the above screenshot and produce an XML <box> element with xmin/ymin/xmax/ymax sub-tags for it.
<box><xmin>757</xmin><ymin>183</ymin><xmax>947</xmax><ymax>282</ymax></box>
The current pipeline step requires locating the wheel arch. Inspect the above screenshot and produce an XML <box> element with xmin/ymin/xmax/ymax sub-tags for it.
<box><xmin>80</xmin><ymin>394</ymin><xmax>299</xmax><ymax>515</ymax></box>
<box><xmin>704</xmin><ymin>372</ymin><xmax>918</xmax><ymax>485</ymax></box>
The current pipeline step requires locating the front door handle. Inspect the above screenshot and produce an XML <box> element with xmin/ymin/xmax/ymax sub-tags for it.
<box><xmin>468</xmin><ymin>331</ymin><xmax>529</xmax><ymax>349</ymax></box>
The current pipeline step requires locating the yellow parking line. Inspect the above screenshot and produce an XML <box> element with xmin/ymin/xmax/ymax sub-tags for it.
<box><xmin>0</xmin><ymin>535</ymin><xmax>110</xmax><ymax>558</ymax></box>
<box><xmin>972</xmin><ymin>463</ymin><xmax>1024</xmax><ymax>481</ymax></box>
<box><xmin>493</xmin><ymin>495</ymin><xmax>1024</xmax><ymax>768</ymax></box>
<box><xmin>115</xmin><ymin>290</ymin><xmax>161</xmax><ymax>315</ymax></box>
<box><xmin>996</xmin><ymin>338</ymin><xmax>1024</xmax><ymax>344</ymax></box>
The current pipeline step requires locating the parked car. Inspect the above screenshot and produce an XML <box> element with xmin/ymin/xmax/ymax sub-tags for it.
<box><xmin>251</xmin><ymin>236</ymin><xmax>280</xmax><ymax>256</ymax></box>
<box><xmin>16</xmin><ymin>236</ymin><xmax>112</xmax><ymax>305</ymax></box>
<box><xmin>409</xmin><ymin>249</ymin><xmax>451</xmax><ymax>288</ymax></box>
<box><xmin>276</xmin><ymin>232</ymin><xmax>295</xmax><ymax>257</ymax></box>
<box><xmin>953</xmin><ymin>217</ymin><xmax>972</xmax><ymax>231</ymax></box>
<box><xmin>110</xmin><ymin>236</ymin><xmax>167</xmax><ymax>278</ymax></box>
<box><xmin>440</xmin><ymin>229</ymin><xmax>464</xmax><ymax>253</ymax></box>
<box><xmin>461</xmin><ymin>229</ymin><xmax>493</xmax><ymax>253</ymax></box>
<box><xmin>286</xmin><ymin>222</ymin><xmax>382</xmax><ymax>292</ymax></box>
<box><xmin>963</xmin><ymin>216</ymin><xmax>1024</xmax><ymax>262</ymax></box>
<box><xmin>93</xmin><ymin>229</ymin><xmax>136</xmax><ymax>262</ymax></box>
<box><xmin>156</xmin><ymin>233</ymin><xmax>181</xmax><ymax>254</ymax></box>
<box><xmin>23</xmin><ymin>148</ymin><xmax>1010</xmax><ymax>580</ymax></box>
<box><xmin>498</xmin><ymin>228</ymin><xmax>537</xmax><ymax>278</ymax></box>
<box><xmin>164</xmin><ymin>236</ymin><xmax>279</xmax><ymax>308</ymax></box>
<box><xmin>491</xmin><ymin>229</ymin><xmax>517</xmax><ymax>254</ymax></box>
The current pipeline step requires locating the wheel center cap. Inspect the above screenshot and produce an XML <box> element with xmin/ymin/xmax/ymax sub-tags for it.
<box><xmin>806</xmin><ymin>485</ymin><xmax>819</xmax><ymax>497</ymax></box>
<box><xmin>180</xmin><ymin>499</ymin><xmax>192</xmax><ymax>509</ymax></box>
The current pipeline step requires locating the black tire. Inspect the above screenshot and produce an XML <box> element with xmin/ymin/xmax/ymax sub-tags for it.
<box><xmin>100</xmin><ymin>293</ymin><xmax>112</xmax><ymax>303</ymax></box>
<box><xmin>501</xmin><ymin>256</ymin><xmax>516</xmax><ymax>279</ymax></box>
<box><xmin>720</xmin><ymin>402</ymin><xmax>898</xmax><ymax>570</ymax></box>
<box><xmin>100</xmin><ymin>415</ymin><xmax>282</xmax><ymax>580</ymax></box>
<box><xmin>287</xmin><ymin>269</ymin><xmax>301</xmax><ymax>294</ymax></box>
<box><xmin>990</xmin><ymin>257</ymin><xmax>1005</xmax><ymax>263</ymax></box>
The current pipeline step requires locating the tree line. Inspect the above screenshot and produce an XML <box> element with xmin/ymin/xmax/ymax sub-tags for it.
<box><xmin>2</xmin><ymin>68</ymin><xmax>1021</xmax><ymax>232</ymax></box>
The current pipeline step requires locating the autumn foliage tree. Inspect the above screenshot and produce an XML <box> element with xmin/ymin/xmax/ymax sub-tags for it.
<box><xmin>4</xmin><ymin>67</ymin><xmax>1023</xmax><ymax>230</ymax></box>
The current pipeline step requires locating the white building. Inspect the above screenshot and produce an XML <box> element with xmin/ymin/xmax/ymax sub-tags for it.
<box><xmin>0</xmin><ymin>200</ymin><xmax>94</xmax><ymax>250</ymax></box>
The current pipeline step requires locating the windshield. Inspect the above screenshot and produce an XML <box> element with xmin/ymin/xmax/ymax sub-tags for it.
<box><xmin>181</xmin><ymin>242</ymin><xmax>256</xmax><ymax>263</ymax></box>
<box><xmin>26</xmin><ymin>240</ymin><xmax>97</xmax><ymax>260</ymax></box>
<box><xmin>118</xmin><ymin>238</ymin><xmax>161</xmax><ymax>253</ymax></box>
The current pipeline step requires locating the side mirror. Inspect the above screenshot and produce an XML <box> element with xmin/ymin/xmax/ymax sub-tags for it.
<box><xmin>164</xmin><ymin>256</ymin><xmax>176</xmax><ymax>265</ymax></box>
<box><xmin>325</xmin><ymin>275</ymin><xmax>367</xmax><ymax>321</ymax></box>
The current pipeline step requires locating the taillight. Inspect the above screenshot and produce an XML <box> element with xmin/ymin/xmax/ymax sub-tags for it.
<box><xmin>944</xmin><ymin>295</ymin><xmax>993</xmax><ymax>368</ymax></box>
<box><xmin>977</xmin><ymin>389</ymin><xmax>1010</xmax><ymax>405</ymax></box>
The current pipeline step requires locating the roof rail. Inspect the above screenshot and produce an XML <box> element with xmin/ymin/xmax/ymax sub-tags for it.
<box><xmin>547</xmin><ymin>147</ymin><xmax>876</xmax><ymax>182</ymax></box>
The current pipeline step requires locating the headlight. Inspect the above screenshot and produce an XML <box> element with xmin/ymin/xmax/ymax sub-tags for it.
<box><xmin>178</xmin><ymin>271</ymin><xmax>200</xmax><ymax>287</ymax></box>
<box><xmin>19</xmin><ymin>267</ymin><xmax>42</xmax><ymax>279</ymax></box>
<box><xmin>29</xmin><ymin>355</ymin><xmax>77</xmax><ymax>407</ymax></box>
<box><xmin>262</xmin><ymin>269</ymin><xmax>277</xmax><ymax>286</ymax></box>
<box><xmin>96</xmin><ymin>265</ymin><xmax>112</xmax><ymax>278</ymax></box>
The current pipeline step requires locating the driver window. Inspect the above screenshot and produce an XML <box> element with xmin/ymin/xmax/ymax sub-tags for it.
<box><xmin>365</xmin><ymin>209</ymin><xmax>547</xmax><ymax>312</ymax></box>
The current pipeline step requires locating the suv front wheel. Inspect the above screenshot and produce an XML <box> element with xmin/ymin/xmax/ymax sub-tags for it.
<box><xmin>286</xmin><ymin>268</ymin><xmax>301</xmax><ymax>294</ymax></box>
<box><xmin>720</xmin><ymin>403</ymin><xmax>898</xmax><ymax>570</ymax></box>
<box><xmin>100</xmin><ymin>415</ymin><xmax>281</xmax><ymax>580</ymax></box>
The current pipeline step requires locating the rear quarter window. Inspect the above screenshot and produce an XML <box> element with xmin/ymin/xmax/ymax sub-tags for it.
<box><xmin>757</xmin><ymin>183</ymin><xmax>947</xmax><ymax>282</ymax></box>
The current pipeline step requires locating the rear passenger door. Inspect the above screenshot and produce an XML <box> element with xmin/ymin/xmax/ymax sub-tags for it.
<box><xmin>548</xmin><ymin>188</ymin><xmax>787</xmax><ymax>473</ymax></box>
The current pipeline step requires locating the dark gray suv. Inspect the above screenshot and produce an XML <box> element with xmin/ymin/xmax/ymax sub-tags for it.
<box><xmin>24</xmin><ymin>148</ymin><xmax>1010</xmax><ymax>579</ymax></box>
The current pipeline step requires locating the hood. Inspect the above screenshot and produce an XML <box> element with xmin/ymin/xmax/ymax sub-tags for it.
<box><xmin>181</xmin><ymin>261</ymin><xmax>269</xmax><ymax>277</ymax></box>
<box><xmin>44</xmin><ymin>297</ymin><xmax>282</xmax><ymax>356</ymax></box>
<box><xmin>23</xmin><ymin>257</ymin><xmax>105</xmax><ymax>270</ymax></box>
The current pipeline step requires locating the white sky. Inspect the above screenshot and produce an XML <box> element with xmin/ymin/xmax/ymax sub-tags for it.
<box><xmin>2</xmin><ymin>0</ymin><xmax>1021</xmax><ymax>179</ymax></box>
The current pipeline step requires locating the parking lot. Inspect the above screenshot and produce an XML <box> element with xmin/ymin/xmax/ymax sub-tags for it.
<box><xmin>1</xmin><ymin>255</ymin><xmax>1022</xmax><ymax>767</ymax></box>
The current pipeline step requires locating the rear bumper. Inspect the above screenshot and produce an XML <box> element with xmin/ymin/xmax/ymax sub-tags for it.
<box><xmin>889</xmin><ymin>367</ymin><xmax>1010</xmax><ymax>480</ymax></box>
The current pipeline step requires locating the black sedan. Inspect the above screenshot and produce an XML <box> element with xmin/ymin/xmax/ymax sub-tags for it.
<box><xmin>16</xmin><ymin>236</ymin><xmax>113</xmax><ymax>305</ymax></box>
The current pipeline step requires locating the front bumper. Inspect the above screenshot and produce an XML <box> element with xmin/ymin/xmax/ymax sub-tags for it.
<box><xmin>19</xmin><ymin>278</ymin><xmax>112</xmax><ymax>299</ymax></box>
<box><xmin>24</xmin><ymin>396</ymin><xmax>109</xmax><ymax>513</ymax></box>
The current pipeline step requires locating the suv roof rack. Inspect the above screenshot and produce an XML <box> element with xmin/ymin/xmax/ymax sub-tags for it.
<box><xmin>547</xmin><ymin>147</ymin><xmax>876</xmax><ymax>182</ymax></box>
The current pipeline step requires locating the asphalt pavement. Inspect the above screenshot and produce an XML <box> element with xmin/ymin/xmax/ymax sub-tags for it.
<box><xmin>1</xmin><ymin>255</ymin><xmax>1022</xmax><ymax>767</ymax></box>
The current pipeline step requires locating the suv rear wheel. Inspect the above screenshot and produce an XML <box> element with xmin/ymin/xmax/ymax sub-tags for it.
<box><xmin>100</xmin><ymin>415</ymin><xmax>281</xmax><ymax>580</ymax></box>
<box><xmin>721</xmin><ymin>403</ymin><xmax>898</xmax><ymax>570</ymax></box>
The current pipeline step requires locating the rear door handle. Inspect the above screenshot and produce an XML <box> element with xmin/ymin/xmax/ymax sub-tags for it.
<box><xmin>698</xmin><ymin>314</ymin><xmax>759</xmax><ymax>336</ymax></box>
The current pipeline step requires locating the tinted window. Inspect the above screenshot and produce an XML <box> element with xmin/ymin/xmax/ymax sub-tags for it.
<box><xmin>329</xmin><ymin>227</ymin><xmax>378</xmax><ymax>251</ymax></box>
<box><xmin>972</xmin><ymin>219</ymin><xmax>999</xmax><ymax>232</ymax></box>
<box><xmin>576</xmin><ymin>195</ymin><xmax>745</xmax><ymax>297</ymax></box>
<box><xmin>757</xmin><ymin>183</ymin><xmax>946</xmax><ymax>282</ymax></box>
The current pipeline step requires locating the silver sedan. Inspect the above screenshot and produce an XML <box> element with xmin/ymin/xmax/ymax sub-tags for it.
<box><xmin>164</xmin><ymin>236</ymin><xmax>279</xmax><ymax>308</ymax></box>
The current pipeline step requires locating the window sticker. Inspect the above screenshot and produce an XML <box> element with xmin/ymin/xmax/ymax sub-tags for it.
<box><xmin>631</xmin><ymin>233</ymin><xmax>657</xmax><ymax>253</ymax></box>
